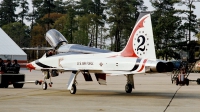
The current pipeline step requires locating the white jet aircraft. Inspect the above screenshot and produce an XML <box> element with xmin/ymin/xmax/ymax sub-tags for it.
<box><xmin>27</xmin><ymin>12</ymin><xmax>174</xmax><ymax>94</ymax></box>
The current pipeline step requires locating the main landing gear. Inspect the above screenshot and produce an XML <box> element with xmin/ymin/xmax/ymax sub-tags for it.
<box><xmin>125</xmin><ymin>74</ymin><xmax>134</xmax><ymax>93</ymax></box>
<box><xmin>67</xmin><ymin>71</ymin><xmax>79</xmax><ymax>94</ymax></box>
<box><xmin>125</xmin><ymin>84</ymin><xmax>132</xmax><ymax>93</ymax></box>
<box><xmin>66</xmin><ymin>72</ymin><xmax>135</xmax><ymax>94</ymax></box>
<box><xmin>70</xmin><ymin>84</ymin><xmax>77</xmax><ymax>94</ymax></box>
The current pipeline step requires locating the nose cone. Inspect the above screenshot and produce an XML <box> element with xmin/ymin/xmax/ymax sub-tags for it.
<box><xmin>26</xmin><ymin>63</ymin><xmax>35</xmax><ymax>71</ymax></box>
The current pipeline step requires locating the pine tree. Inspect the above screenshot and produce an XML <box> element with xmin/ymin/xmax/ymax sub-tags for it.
<box><xmin>0</xmin><ymin>0</ymin><xmax>18</xmax><ymax>27</ymax></box>
<box><xmin>18</xmin><ymin>0</ymin><xmax>29</xmax><ymax>25</ymax></box>
<box><xmin>151</xmin><ymin>0</ymin><xmax>186</xmax><ymax>60</ymax></box>
<box><xmin>105</xmin><ymin>0</ymin><xmax>146</xmax><ymax>51</ymax></box>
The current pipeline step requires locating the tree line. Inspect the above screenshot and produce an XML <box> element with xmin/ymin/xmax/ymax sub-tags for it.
<box><xmin>0</xmin><ymin>0</ymin><xmax>200</xmax><ymax>61</ymax></box>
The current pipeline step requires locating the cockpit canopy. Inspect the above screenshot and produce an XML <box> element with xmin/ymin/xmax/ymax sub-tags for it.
<box><xmin>45</xmin><ymin>29</ymin><xmax>68</xmax><ymax>49</ymax></box>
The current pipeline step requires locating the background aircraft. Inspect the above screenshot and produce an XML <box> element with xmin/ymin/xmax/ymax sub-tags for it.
<box><xmin>27</xmin><ymin>12</ymin><xmax>174</xmax><ymax>94</ymax></box>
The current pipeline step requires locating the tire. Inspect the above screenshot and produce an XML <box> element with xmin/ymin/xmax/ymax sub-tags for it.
<box><xmin>42</xmin><ymin>82</ymin><xmax>47</xmax><ymax>90</ymax></box>
<box><xmin>197</xmin><ymin>78</ymin><xmax>200</xmax><ymax>85</ymax></box>
<box><xmin>70</xmin><ymin>84</ymin><xmax>76</xmax><ymax>94</ymax></box>
<box><xmin>35</xmin><ymin>80</ymin><xmax>39</xmax><ymax>85</ymax></box>
<box><xmin>13</xmin><ymin>83</ymin><xmax>24</xmax><ymax>88</ymax></box>
<box><xmin>125</xmin><ymin>84</ymin><xmax>132</xmax><ymax>93</ymax></box>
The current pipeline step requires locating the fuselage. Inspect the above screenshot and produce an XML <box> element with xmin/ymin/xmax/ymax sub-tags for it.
<box><xmin>31</xmin><ymin>52</ymin><xmax>119</xmax><ymax>70</ymax></box>
<box><xmin>29</xmin><ymin>52</ymin><xmax>151</xmax><ymax>74</ymax></box>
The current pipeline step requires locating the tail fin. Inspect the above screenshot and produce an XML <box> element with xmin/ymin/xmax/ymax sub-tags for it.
<box><xmin>120</xmin><ymin>12</ymin><xmax>156</xmax><ymax>59</ymax></box>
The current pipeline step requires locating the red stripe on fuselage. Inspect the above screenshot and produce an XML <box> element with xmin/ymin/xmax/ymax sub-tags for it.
<box><xmin>137</xmin><ymin>59</ymin><xmax>147</xmax><ymax>72</ymax></box>
<box><xmin>107</xmin><ymin>55</ymin><xmax>118</xmax><ymax>58</ymax></box>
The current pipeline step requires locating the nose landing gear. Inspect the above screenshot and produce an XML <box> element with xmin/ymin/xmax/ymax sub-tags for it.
<box><xmin>35</xmin><ymin>70</ymin><xmax>53</xmax><ymax>90</ymax></box>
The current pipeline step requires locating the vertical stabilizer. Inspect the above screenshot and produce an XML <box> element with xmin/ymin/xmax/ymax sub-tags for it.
<box><xmin>120</xmin><ymin>12</ymin><xmax>156</xmax><ymax>59</ymax></box>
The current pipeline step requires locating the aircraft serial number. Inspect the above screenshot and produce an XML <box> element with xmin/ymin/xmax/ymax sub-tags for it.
<box><xmin>77</xmin><ymin>62</ymin><xmax>93</xmax><ymax>65</ymax></box>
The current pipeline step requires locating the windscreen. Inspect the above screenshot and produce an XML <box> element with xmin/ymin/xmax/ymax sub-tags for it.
<box><xmin>45</xmin><ymin>29</ymin><xmax>68</xmax><ymax>48</ymax></box>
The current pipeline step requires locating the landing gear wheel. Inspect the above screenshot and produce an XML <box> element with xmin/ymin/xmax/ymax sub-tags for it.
<box><xmin>197</xmin><ymin>78</ymin><xmax>200</xmax><ymax>85</ymax></box>
<box><xmin>70</xmin><ymin>84</ymin><xmax>76</xmax><ymax>94</ymax></box>
<box><xmin>35</xmin><ymin>80</ymin><xmax>39</xmax><ymax>85</ymax></box>
<box><xmin>13</xmin><ymin>83</ymin><xmax>24</xmax><ymax>88</ymax></box>
<box><xmin>125</xmin><ymin>84</ymin><xmax>132</xmax><ymax>93</ymax></box>
<box><xmin>42</xmin><ymin>82</ymin><xmax>47</xmax><ymax>90</ymax></box>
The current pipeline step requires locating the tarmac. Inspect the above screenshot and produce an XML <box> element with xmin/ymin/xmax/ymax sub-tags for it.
<box><xmin>0</xmin><ymin>69</ymin><xmax>200</xmax><ymax>112</ymax></box>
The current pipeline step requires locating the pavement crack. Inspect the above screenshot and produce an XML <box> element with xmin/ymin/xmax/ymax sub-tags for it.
<box><xmin>163</xmin><ymin>86</ymin><xmax>182</xmax><ymax>112</ymax></box>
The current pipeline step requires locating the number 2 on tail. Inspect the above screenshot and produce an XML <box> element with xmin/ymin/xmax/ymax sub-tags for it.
<box><xmin>137</xmin><ymin>35</ymin><xmax>145</xmax><ymax>51</ymax></box>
